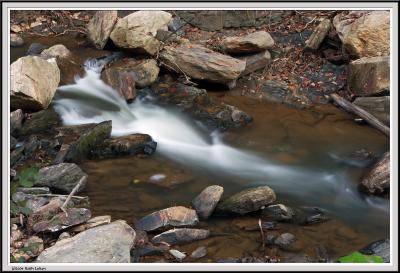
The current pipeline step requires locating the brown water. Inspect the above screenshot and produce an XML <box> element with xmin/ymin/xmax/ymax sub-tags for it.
<box><xmin>11</xmin><ymin>35</ymin><xmax>390</xmax><ymax>262</ymax></box>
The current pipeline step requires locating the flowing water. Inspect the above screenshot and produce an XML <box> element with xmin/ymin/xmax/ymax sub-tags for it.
<box><xmin>12</xmin><ymin>36</ymin><xmax>390</xmax><ymax>262</ymax></box>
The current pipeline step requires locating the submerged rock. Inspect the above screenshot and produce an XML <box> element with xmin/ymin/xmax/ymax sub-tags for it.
<box><xmin>359</xmin><ymin>238</ymin><xmax>390</xmax><ymax>263</ymax></box>
<box><xmin>91</xmin><ymin>133</ymin><xmax>157</xmax><ymax>159</ymax></box>
<box><xmin>261</xmin><ymin>204</ymin><xmax>295</xmax><ymax>222</ymax></box>
<box><xmin>134</xmin><ymin>169</ymin><xmax>192</xmax><ymax>189</ymax></box>
<box><xmin>192</xmin><ymin>185</ymin><xmax>224</xmax><ymax>220</ymax></box>
<box><xmin>26</xmin><ymin>43</ymin><xmax>48</xmax><ymax>55</ymax></box>
<box><xmin>353</xmin><ymin>96</ymin><xmax>390</xmax><ymax>126</ymax></box>
<box><xmin>136</xmin><ymin>206</ymin><xmax>199</xmax><ymax>232</ymax></box>
<box><xmin>360</xmin><ymin>151</ymin><xmax>390</xmax><ymax>195</ymax></box>
<box><xmin>260</xmin><ymin>80</ymin><xmax>305</xmax><ymax>108</ymax></box>
<box><xmin>151</xmin><ymin>228</ymin><xmax>210</xmax><ymax>245</ymax></box>
<box><xmin>10</xmin><ymin>56</ymin><xmax>60</xmax><ymax>111</ymax></box>
<box><xmin>221</xmin><ymin>31</ymin><xmax>275</xmax><ymax>54</ymax></box>
<box><xmin>274</xmin><ymin>233</ymin><xmax>296</xmax><ymax>251</ymax></box>
<box><xmin>10</xmin><ymin>33</ymin><xmax>24</xmax><ymax>47</ymax></box>
<box><xmin>35</xmin><ymin>220</ymin><xmax>136</xmax><ymax>263</ymax></box>
<box><xmin>216</xmin><ymin>186</ymin><xmax>276</xmax><ymax>215</ymax></box>
<box><xmin>348</xmin><ymin>56</ymin><xmax>390</xmax><ymax>96</ymax></box>
<box><xmin>34</xmin><ymin>163</ymin><xmax>88</xmax><ymax>193</ymax></box>
<box><xmin>87</xmin><ymin>10</ymin><xmax>118</xmax><ymax>49</ymax></box>
<box><xmin>190</xmin><ymin>246</ymin><xmax>207</xmax><ymax>259</ymax></box>
<box><xmin>160</xmin><ymin>43</ymin><xmax>246</xmax><ymax>88</ymax></box>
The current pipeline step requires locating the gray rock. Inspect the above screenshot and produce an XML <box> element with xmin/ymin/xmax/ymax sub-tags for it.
<box><xmin>239</xmin><ymin>50</ymin><xmax>271</xmax><ymax>76</ymax></box>
<box><xmin>274</xmin><ymin>233</ymin><xmax>296</xmax><ymax>250</ymax></box>
<box><xmin>348</xmin><ymin>56</ymin><xmax>389</xmax><ymax>96</ymax></box>
<box><xmin>136</xmin><ymin>206</ymin><xmax>199</xmax><ymax>232</ymax></box>
<box><xmin>16</xmin><ymin>187</ymin><xmax>50</xmax><ymax>194</ymax></box>
<box><xmin>34</xmin><ymin>163</ymin><xmax>88</xmax><ymax>193</ymax></box>
<box><xmin>168</xmin><ymin>249</ymin><xmax>186</xmax><ymax>261</ymax></box>
<box><xmin>35</xmin><ymin>220</ymin><xmax>136</xmax><ymax>263</ymax></box>
<box><xmin>216</xmin><ymin>186</ymin><xmax>276</xmax><ymax>215</ymax></box>
<box><xmin>359</xmin><ymin>238</ymin><xmax>390</xmax><ymax>263</ymax></box>
<box><xmin>160</xmin><ymin>43</ymin><xmax>246</xmax><ymax>89</ymax></box>
<box><xmin>10</xmin><ymin>56</ymin><xmax>60</xmax><ymax>111</ymax></box>
<box><xmin>353</xmin><ymin>96</ymin><xmax>389</xmax><ymax>126</ymax></box>
<box><xmin>221</xmin><ymin>31</ymin><xmax>274</xmax><ymax>54</ymax></box>
<box><xmin>10</xmin><ymin>109</ymin><xmax>24</xmax><ymax>136</ymax></box>
<box><xmin>11</xmin><ymin>192</ymin><xmax>48</xmax><ymax>212</ymax></box>
<box><xmin>20</xmin><ymin>108</ymin><xmax>60</xmax><ymax>137</ymax></box>
<box><xmin>261</xmin><ymin>204</ymin><xmax>295</xmax><ymax>222</ymax></box>
<box><xmin>26</xmin><ymin>43</ymin><xmax>48</xmax><ymax>55</ymax></box>
<box><xmin>190</xmin><ymin>246</ymin><xmax>207</xmax><ymax>259</ymax></box>
<box><xmin>192</xmin><ymin>185</ymin><xmax>224</xmax><ymax>219</ymax></box>
<box><xmin>10</xmin><ymin>33</ymin><xmax>24</xmax><ymax>47</ymax></box>
<box><xmin>151</xmin><ymin>228</ymin><xmax>210</xmax><ymax>245</ymax></box>
<box><xmin>168</xmin><ymin>17</ymin><xmax>185</xmax><ymax>35</ymax></box>
<box><xmin>87</xmin><ymin>11</ymin><xmax>118</xmax><ymax>49</ymax></box>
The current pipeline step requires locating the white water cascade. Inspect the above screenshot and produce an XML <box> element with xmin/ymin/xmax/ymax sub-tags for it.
<box><xmin>52</xmin><ymin>58</ymin><xmax>389</xmax><ymax>218</ymax></box>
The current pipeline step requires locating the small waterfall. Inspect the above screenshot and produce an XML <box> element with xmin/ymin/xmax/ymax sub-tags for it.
<box><xmin>52</xmin><ymin>57</ymin><xmax>389</xmax><ymax>219</ymax></box>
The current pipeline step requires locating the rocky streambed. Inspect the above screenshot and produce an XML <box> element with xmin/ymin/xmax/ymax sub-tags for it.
<box><xmin>9</xmin><ymin>10</ymin><xmax>390</xmax><ymax>264</ymax></box>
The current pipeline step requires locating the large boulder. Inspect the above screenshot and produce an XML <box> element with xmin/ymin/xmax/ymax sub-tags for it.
<box><xmin>221</xmin><ymin>31</ymin><xmax>274</xmax><ymax>54</ymax></box>
<box><xmin>151</xmin><ymin>228</ymin><xmax>210</xmax><ymax>245</ymax></box>
<box><xmin>110</xmin><ymin>29</ymin><xmax>160</xmax><ymax>55</ymax></box>
<box><xmin>135</xmin><ymin>206</ymin><xmax>199</xmax><ymax>232</ymax></box>
<box><xmin>192</xmin><ymin>185</ymin><xmax>224</xmax><ymax>220</ymax></box>
<box><xmin>348</xmin><ymin>56</ymin><xmax>390</xmax><ymax>96</ymax></box>
<box><xmin>333</xmin><ymin>11</ymin><xmax>390</xmax><ymax>57</ymax></box>
<box><xmin>101</xmin><ymin>58</ymin><xmax>159</xmax><ymax>101</ymax></box>
<box><xmin>10</xmin><ymin>56</ymin><xmax>60</xmax><ymax>111</ymax></box>
<box><xmin>353</xmin><ymin>96</ymin><xmax>390</xmax><ymax>126</ymax></box>
<box><xmin>216</xmin><ymin>186</ymin><xmax>276</xmax><ymax>215</ymax></box>
<box><xmin>87</xmin><ymin>11</ymin><xmax>118</xmax><ymax>49</ymax></box>
<box><xmin>34</xmin><ymin>163</ymin><xmax>88</xmax><ymax>194</ymax></box>
<box><xmin>35</xmin><ymin>220</ymin><xmax>135</xmax><ymax>263</ymax></box>
<box><xmin>360</xmin><ymin>151</ymin><xmax>390</xmax><ymax>195</ymax></box>
<box><xmin>160</xmin><ymin>44</ymin><xmax>246</xmax><ymax>89</ymax></box>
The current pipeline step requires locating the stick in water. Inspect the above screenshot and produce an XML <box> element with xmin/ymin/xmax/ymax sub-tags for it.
<box><xmin>61</xmin><ymin>176</ymin><xmax>87</xmax><ymax>213</ymax></box>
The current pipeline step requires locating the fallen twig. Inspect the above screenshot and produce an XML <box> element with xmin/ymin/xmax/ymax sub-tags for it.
<box><xmin>259</xmin><ymin>218</ymin><xmax>265</xmax><ymax>251</ymax></box>
<box><xmin>60</xmin><ymin>176</ymin><xmax>87</xmax><ymax>214</ymax></box>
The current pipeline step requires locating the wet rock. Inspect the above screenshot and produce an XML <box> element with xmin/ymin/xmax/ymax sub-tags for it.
<box><xmin>20</xmin><ymin>107</ymin><xmax>60</xmax><ymax>137</ymax></box>
<box><xmin>192</xmin><ymin>185</ymin><xmax>224</xmax><ymax>219</ymax></box>
<box><xmin>216</xmin><ymin>186</ymin><xmax>276</xmax><ymax>215</ymax></box>
<box><xmin>160</xmin><ymin>43</ymin><xmax>246</xmax><ymax>88</ymax></box>
<box><xmin>242</xmin><ymin>221</ymin><xmax>278</xmax><ymax>232</ymax></box>
<box><xmin>168</xmin><ymin>249</ymin><xmax>186</xmax><ymax>261</ymax></box>
<box><xmin>87</xmin><ymin>10</ymin><xmax>118</xmax><ymax>49</ymax></box>
<box><xmin>131</xmin><ymin>244</ymin><xmax>169</xmax><ymax>262</ymax></box>
<box><xmin>274</xmin><ymin>233</ymin><xmax>296</xmax><ymax>251</ymax></box>
<box><xmin>335</xmin><ymin>149</ymin><xmax>377</xmax><ymax>167</ymax></box>
<box><xmin>348</xmin><ymin>56</ymin><xmax>389</xmax><ymax>96</ymax></box>
<box><xmin>359</xmin><ymin>238</ymin><xmax>390</xmax><ymax>263</ymax></box>
<box><xmin>151</xmin><ymin>228</ymin><xmax>210</xmax><ymax>245</ymax></box>
<box><xmin>190</xmin><ymin>246</ymin><xmax>207</xmax><ymax>259</ymax></box>
<box><xmin>221</xmin><ymin>31</ymin><xmax>274</xmax><ymax>54</ymax></box>
<box><xmin>261</xmin><ymin>204</ymin><xmax>295</xmax><ymax>222</ymax></box>
<box><xmin>71</xmin><ymin>215</ymin><xmax>112</xmax><ymax>233</ymax></box>
<box><xmin>266</xmin><ymin>233</ymin><xmax>278</xmax><ymax>245</ymax></box>
<box><xmin>34</xmin><ymin>163</ymin><xmax>88</xmax><ymax>194</ymax></box>
<box><xmin>26</xmin><ymin>43</ymin><xmax>48</xmax><ymax>55</ymax></box>
<box><xmin>295</xmin><ymin>207</ymin><xmax>330</xmax><ymax>225</ymax></box>
<box><xmin>353</xmin><ymin>96</ymin><xmax>390</xmax><ymax>126</ymax></box>
<box><xmin>10</xmin><ymin>33</ymin><xmax>24</xmax><ymax>47</ymax></box>
<box><xmin>101</xmin><ymin>58</ymin><xmax>159</xmax><ymax>100</ymax></box>
<box><xmin>239</xmin><ymin>50</ymin><xmax>271</xmax><ymax>76</ymax></box>
<box><xmin>92</xmin><ymin>133</ymin><xmax>157</xmax><ymax>159</ymax></box>
<box><xmin>360</xmin><ymin>151</ymin><xmax>390</xmax><ymax>195</ymax></box>
<box><xmin>36</xmin><ymin>220</ymin><xmax>136</xmax><ymax>263</ymax></box>
<box><xmin>10</xmin><ymin>109</ymin><xmax>24</xmax><ymax>136</ymax></box>
<box><xmin>62</xmin><ymin>120</ymin><xmax>112</xmax><ymax>163</ymax></box>
<box><xmin>32</xmin><ymin>208</ymin><xmax>91</xmax><ymax>233</ymax></box>
<box><xmin>10</xmin><ymin>56</ymin><xmax>60</xmax><ymax>111</ymax></box>
<box><xmin>333</xmin><ymin>11</ymin><xmax>390</xmax><ymax>57</ymax></box>
<box><xmin>40</xmin><ymin>44</ymin><xmax>71</xmax><ymax>59</ymax></box>
<box><xmin>136</xmin><ymin>206</ymin><xmax>199</xmax><ymax>232</ymax></box>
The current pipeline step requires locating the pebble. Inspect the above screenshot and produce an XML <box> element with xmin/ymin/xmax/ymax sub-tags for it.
<box><xmin>169</xmin><ymin>249</ymin><xmax>186</xmax><ymax>261</ymax></box>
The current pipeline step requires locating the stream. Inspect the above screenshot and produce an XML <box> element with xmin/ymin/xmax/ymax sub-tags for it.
<box><xmin>12</xmin><ymin>35</ymin><xmax>390</xmax><ymax>262</ymax></box>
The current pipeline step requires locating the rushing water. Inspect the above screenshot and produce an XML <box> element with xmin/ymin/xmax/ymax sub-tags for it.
<box><xmin>11</xmin><ymin>37</ymin><xmax>390</xmax><ymax>261</ymax></box>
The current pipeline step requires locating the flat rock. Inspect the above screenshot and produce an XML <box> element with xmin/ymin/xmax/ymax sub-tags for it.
<box><xmin>34</xmin><ymin>163</ymin><xmax>88</xmax><ymax>193</ymax></box>
<box><xmin>348</xmin><ymin>56</ymin><xmax>389</xmax><ymax>96</ymax></box>
<box><xmin>360</xmin><ymin>151</ymin><xmax>390</xmax><ymax>195</ymax></box>
<box><xmin>136</xmin><ymin>206</ymin><xmax>199</xmax><ymax>232</ymax></box>
<box><xmin>334</xmin><ymin>11</ymin><xmax>390</xmax><ymax>57</ymax></box>
<box><xmin>87</xmin><ymin>11</ymin><xmax>118</xmax><ymax>49</ymax></box>
<box><xmin>11</xmin><ymin>56</ymin><xmax>60</xmax><ymax>111</ymax></box>
<box><xmin>90</xmin><ymin>133</ymin><xmax>157</xmax><ymax>159</ymax></box>
<box><xmin>160</xmin><ymin>43</ymin><xmax>246</xmax><ymax>88</ymax></box>
<box><xmin>353</xmin><ymin>96</ymin><xmax>390</xmax><ymax>126</ymax></box>
<box><xmin>216</xmin><ymin>186</ymin><xmax>276</xmax><ymax>215</ymax></box>
<box><xmin>192</xmin><ymin>185</ymin><xmax>224</xmax><ymax>219</ymax></box>
<box><xmin>221</xmin><ymin>31</ymin><xmax>274</xmax><ymax>54</ymax></box>
<box><xmin>261</xmin><ymin>204</ymin><xmax>295</xmax><ymax>222</ymax></box>
<box><xmin>239</xmin><ymin>50</ymin><xmax>271</xmax><ymax>76</ymax></box>
<box><xmin>35</xmin><ymin>220</ymin><xmax>136</xmax><ymax>263</ymax></box>
<box><xmin>151</xmin><ymin>228</ymin><xmax>210</xmax><ymax>245</ymax></box>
